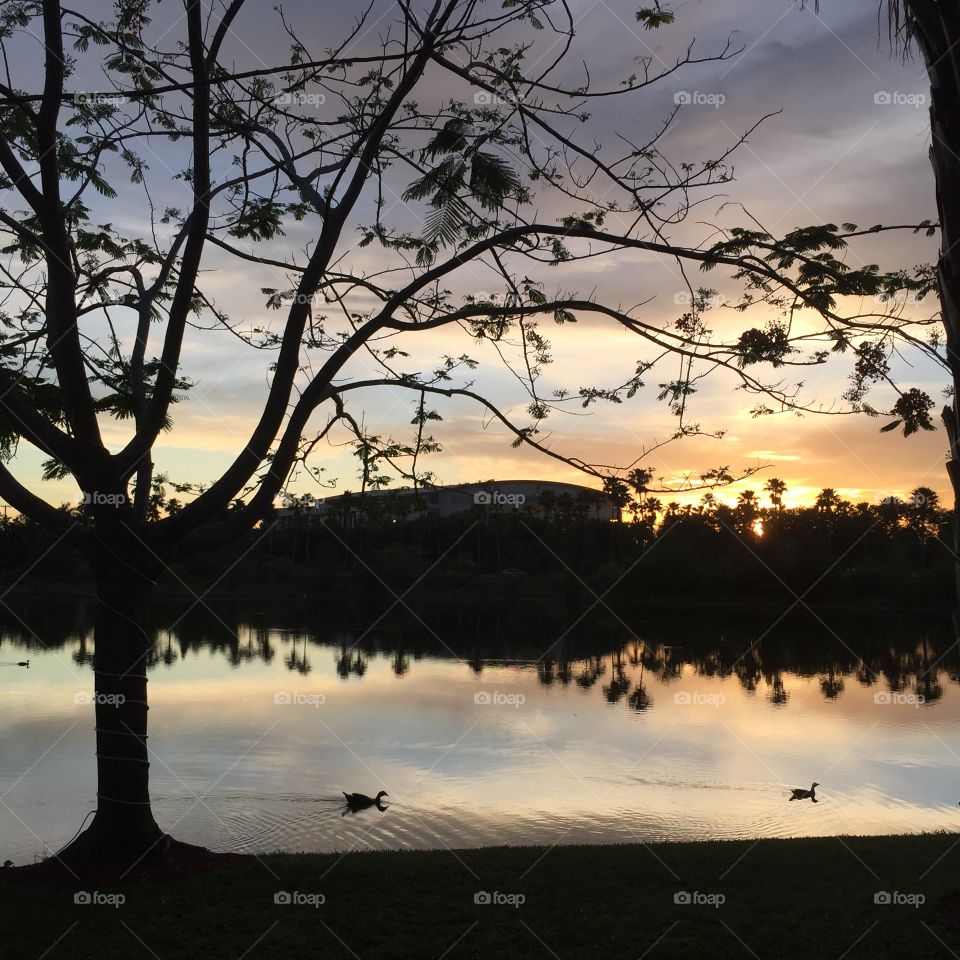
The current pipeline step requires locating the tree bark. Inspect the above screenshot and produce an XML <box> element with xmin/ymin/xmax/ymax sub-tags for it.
<box><xmin>59</xmin><ymin>555</ymin><xmax>165</xmax><ymax>867</ymax></box>
<box><xmin>908</xmin><ymin>1</ymin><xmax>960</xmax><ymax>599</ymax></box>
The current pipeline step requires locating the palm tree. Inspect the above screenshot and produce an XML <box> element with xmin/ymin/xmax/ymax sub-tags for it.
<box><xmin>627</xmin><ymin>468</ymin><xmax>654</xmax><ymax>496</ymax></box>
<box><xmin>764</xmin><ymin>477</ymin><xmax>787</xmax><ymax>510</ymax></box>
<box><xmin>910</xmin><ymin>486</ymin><xmax>940</xmax><ymax>512</ymax></box>
<box><xmin>735</xmin><ymin>489</ymin><xmax>759</xmax><ymax>533</ymax></box>
<box><xmin>538</xmin><ymin>489</ymin><xmax>557</xmax><ymax>521</ymax></box>
<box><xmin>877</xmin><ymin>495</ymin><xmax>905</xmax><ymax>536</ymax></box>
<box><xmin>603</xmin><ymin>477</ymin><xmax>631</xmax><ymax>522</ymax></box>
<box><xmin>907</xmin><ymin>486</ymin><xmax>942</xmax><ymax>548</ymax></box>
<box><xmin>815</xmin><ymin>488</ymin><xmax>843</xmax><ymax>514</ymax></box>
<box><xmin>870</xmin><ymin>2</ymin><xmax>959</xmax><ymax>595</ymax></box>
<box><xmin>814</xmin><ymin>487</ymin><xmax>849</xmax><ymax>554</ymax></box>
<box><xmin>642</xmin><ymin>497</ymin><xmax>662</xmax><ymax>527</ymax></box>
<box><xmin>885</xmin><ymin>1</ymin><xmax>960</xmax><ymax>598</ymax></box>
<box><xmin>798</xmin><ymin>2</ymin><xmax>960</xmax><ymax>596</ymax></box>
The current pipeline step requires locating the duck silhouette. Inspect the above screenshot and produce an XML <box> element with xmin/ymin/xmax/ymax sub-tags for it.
<box><xmin>342</xmin><ymin>790</ymin><xmax>389</xmax><ymax>815</ymax></box>
<box><xmin>789</xmin><ymin>782</ymin><xmax>819</xmax><ymax>803</ymax></box>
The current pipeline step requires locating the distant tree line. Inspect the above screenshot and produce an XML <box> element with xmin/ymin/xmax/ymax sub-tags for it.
<box><xmin>0</xmin><ymin>477</ymin><xmax>950</xmax><ymax>606</ymax></box>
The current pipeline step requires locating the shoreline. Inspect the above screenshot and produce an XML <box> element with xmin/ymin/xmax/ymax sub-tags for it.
<box><xmin>2</xmin><ymin>579</ymin><xmax>954</xmax><ymax>614</ymax></box>
<box><xmin>4</xmin><ymin>833</ymin><xmax>959</xmax><ymax>958</ymax></box>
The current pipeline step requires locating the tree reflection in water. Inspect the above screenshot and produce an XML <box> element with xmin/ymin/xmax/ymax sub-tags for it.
<box><xmin>0</xmin><ymin>598</ymin><xmax>956</xmax><ymax>712</ymax></box>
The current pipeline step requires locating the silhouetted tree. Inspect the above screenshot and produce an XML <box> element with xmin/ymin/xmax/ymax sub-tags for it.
<box><xmin>764</xmin><ymin>478</ymin><xmax>787</xmax><ymax>510</ymax></box>
<box><xmin>0</xmin><ymin>0</ymin><xmax>939</xmax><ymax>868</ymax></box>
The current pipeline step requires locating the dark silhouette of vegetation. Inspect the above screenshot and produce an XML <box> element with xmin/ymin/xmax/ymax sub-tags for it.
<box><xmin>1</xmin><ymin>478</ymin><xmax>950</xmax><ymax>606</ymax></box>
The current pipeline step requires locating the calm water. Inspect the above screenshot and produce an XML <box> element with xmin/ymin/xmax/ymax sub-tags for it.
<box><xmin>1</xmin><ymin>598</ymin><xmax>959</xmax><ymax>863</ymax></box>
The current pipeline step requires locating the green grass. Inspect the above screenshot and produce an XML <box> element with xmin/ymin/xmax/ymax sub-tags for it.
<box><xmin>4</xmin><ymin>834</ymin><xmax>960</xmax><ymax>959</ymax></box>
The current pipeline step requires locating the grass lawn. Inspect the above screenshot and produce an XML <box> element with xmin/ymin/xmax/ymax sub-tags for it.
<box><xmin>3</xmin><ymin>834</ymin><xmax>960</xmax><ymax>959</ymax></box>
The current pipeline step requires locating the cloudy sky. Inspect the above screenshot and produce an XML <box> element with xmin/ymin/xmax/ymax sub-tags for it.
<box><xmin>3</xmin><ymin>0</ymin><xmax>947</xmax><ymax>510</ymax></box>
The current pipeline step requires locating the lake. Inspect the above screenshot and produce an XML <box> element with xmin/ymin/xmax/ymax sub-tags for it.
<box><xmin>1</xmin><ymin>597</ymin><xmax>959</xmax><ymax>864</ymax></box>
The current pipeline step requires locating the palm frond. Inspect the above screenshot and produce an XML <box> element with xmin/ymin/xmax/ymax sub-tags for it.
<box><xmin>883</xmin><ymin>0</ymin><xmax>915</xmax><ymax>55</ymax></box>
<box><xmin>809</xmin><ymin>1</ymin><xmax>913</xmax><ymax>55</ymax></box>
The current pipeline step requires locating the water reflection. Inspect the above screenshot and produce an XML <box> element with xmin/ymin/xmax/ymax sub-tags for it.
<box><xmin>1</xmin><ymin>599</ymin><xmax>959</xmax><ymax>863</ymax></box>
<box><xmin>3</xmin><ymin>600</ymin><xmax>956</xmax><ymax>706</ymax></box>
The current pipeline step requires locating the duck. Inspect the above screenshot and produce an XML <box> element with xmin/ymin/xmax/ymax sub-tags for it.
<box><xmin>342</xmin><ymin>790</ymin><xmax>389</xmax><ymax>811</ymax></box>
<box><xmin>789</xmin><ymin>782</ymin><xmax>819</xmax><ymax>802</ymax></box>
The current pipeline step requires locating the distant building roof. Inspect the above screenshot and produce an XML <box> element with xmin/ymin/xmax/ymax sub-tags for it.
<box><xmin>273</xmin><ymin>479</ymin><xmax>617</xmax><ymax>521</ymax></box>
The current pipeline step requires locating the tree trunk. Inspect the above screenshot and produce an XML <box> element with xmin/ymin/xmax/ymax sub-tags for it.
<box><xmin>909</xmin><ymin>1</ymin><xmax>960</xmax><ymax>599</ymax></box>
<box><xmin>59</xmin><ymin>556</ymin><xmax>166</xmax><ymax>867</ymax></box>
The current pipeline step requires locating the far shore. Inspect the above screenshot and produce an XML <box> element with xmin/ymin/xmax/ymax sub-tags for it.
<box><xmin>2</xmin><ymin>572</ymin><xmax>955</xmax><ymax>614</ymax></box>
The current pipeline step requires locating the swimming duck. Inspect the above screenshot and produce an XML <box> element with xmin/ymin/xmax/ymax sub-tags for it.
<box><xmin>789</xmin><ymin>782</ymin><xmax>819</xmax><ymax>802</ymax></box>
<box><xmin>343</xmin><ymin>790</ymin><xmax>389</xmax><ymax>810</ymax></box>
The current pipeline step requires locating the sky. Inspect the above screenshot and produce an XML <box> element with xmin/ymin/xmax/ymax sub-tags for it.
<box><xmin>1</xmin><ymin>0</ymin><xmax>949</xmax><ymax>511</ymax></box>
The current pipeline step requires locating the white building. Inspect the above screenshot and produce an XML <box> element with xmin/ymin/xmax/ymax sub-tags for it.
<box><xmin>273</xmin><ymin>479</ymin><xmax>617</xmax><ymax>525</ymax></box>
